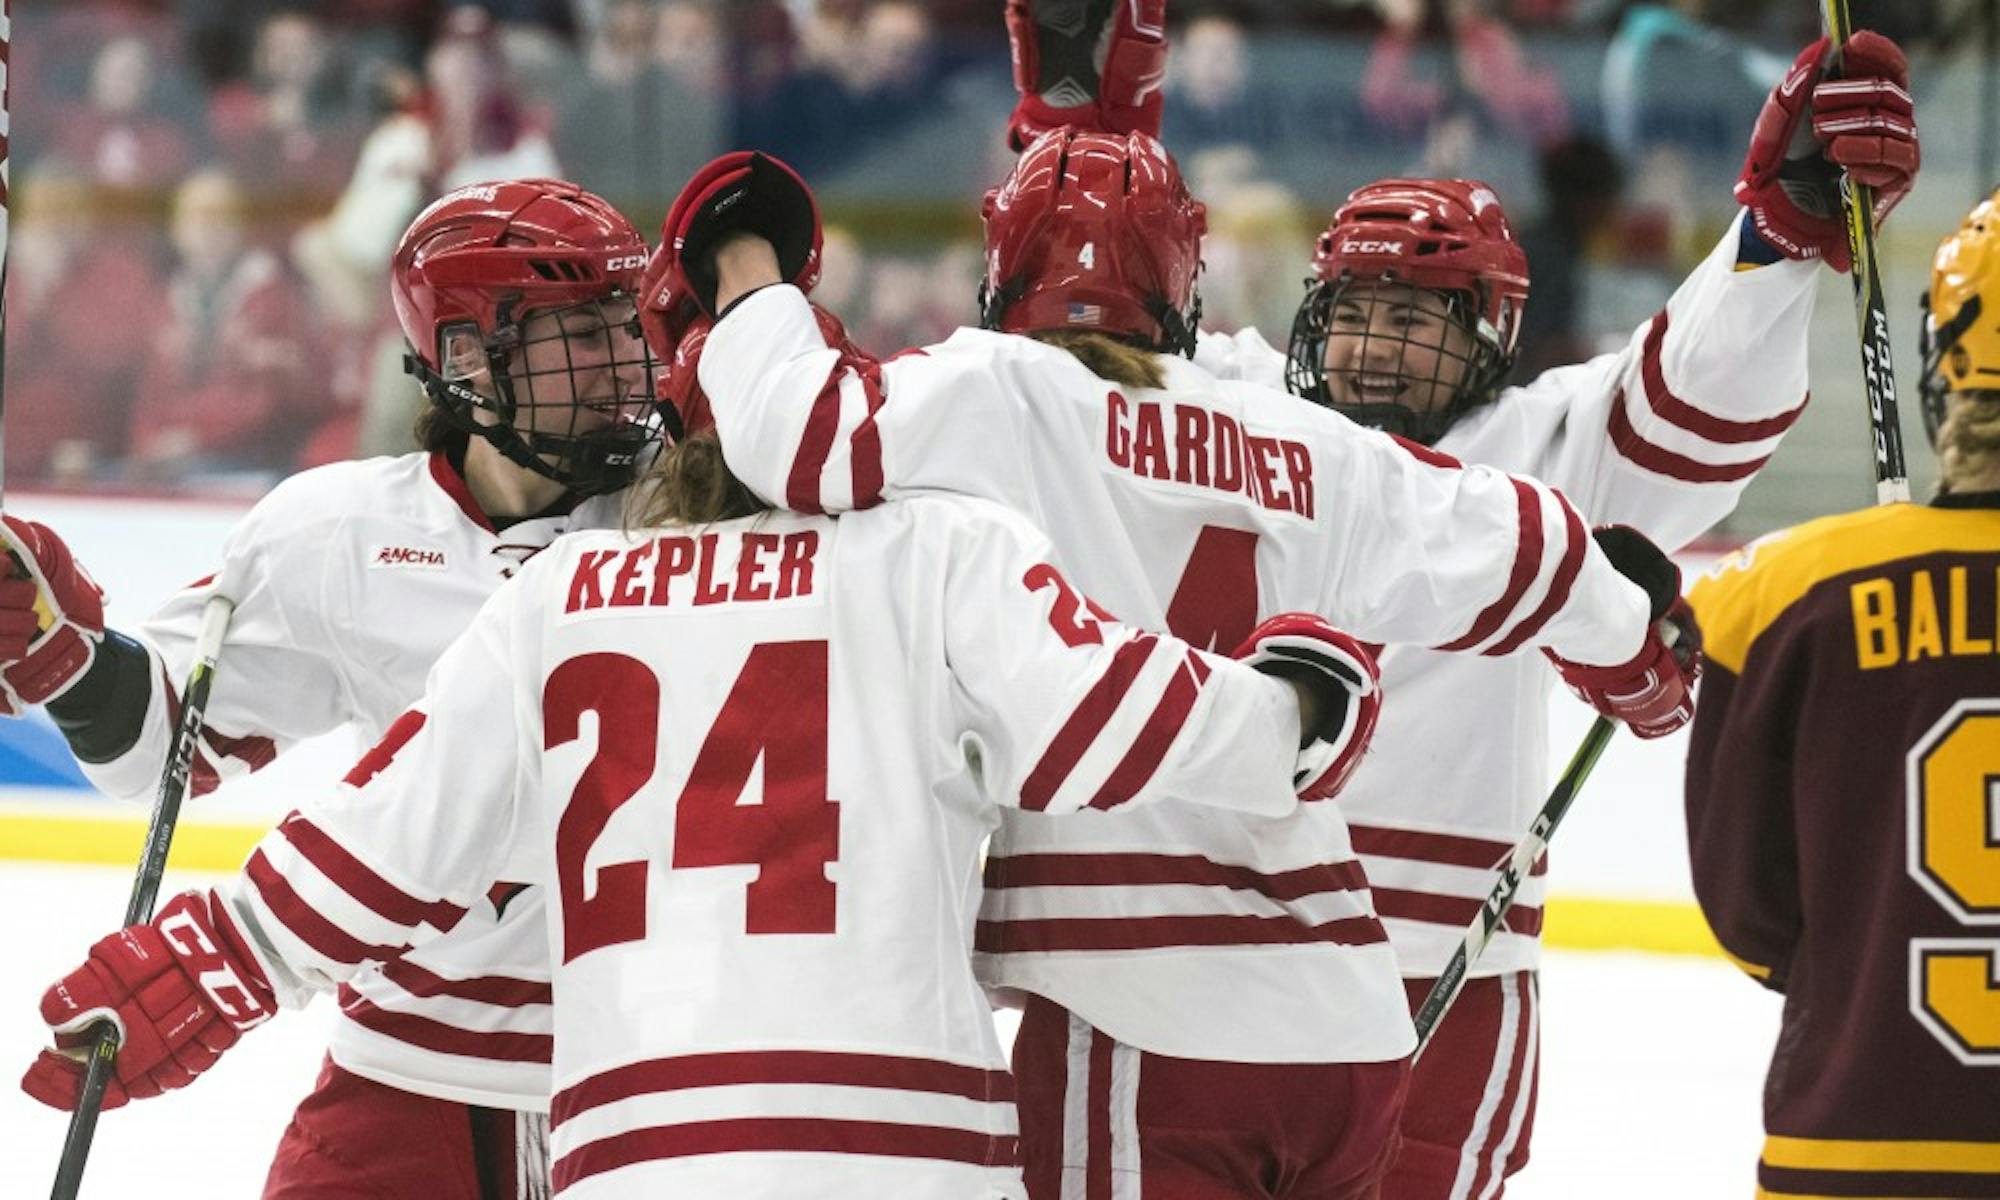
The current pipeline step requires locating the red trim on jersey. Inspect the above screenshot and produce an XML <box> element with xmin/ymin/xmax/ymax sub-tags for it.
<box><xmin>339</xmin><ymin>990</ymin><xmax>553</xmax><ymax>1062</ymax></box>
<box><xmin>551</xmin><ymin>1050</ymin><xmax>1015</xmax><ymax>1128</ymax></box>
<box><xmin>1607</xmin><ymin>395</ymin><xmax>1773</xmax><ymax>483</ymax></box>
<box><xmin>274</xmin><ymin>814</ymin><xmax>468</xmax><ymax>934</ymax></box>
<box><xmin>1637</xmin><ymin>312</ymin><xmax>1809</xmax><ymax>443</ymax></box>
<box><xmin>1389</xmin><ymin>434</ymin><xmax>1467</xmax><ymax>469</ymax></box>
<box><xmin>1020</xmin><ymin>636</ymin><xmax>1158</xmax><ymax>811</ymax></box>
<box><xmin>245</xmin><ymin>849</ymin><xmax>412</xmax><ymax>965</ymax></box>
<box><xmin>1085</xmin><ymin>652</ymin><xmax>1208</xmax><ymax>811</ymax></box>
<box><xmin>786</xmin><ymin>363</ymin><xmax>846</xmax><ymax>514</ymax></box>
<box><xmin>427</xmin><ymin>451</ymin><xmax>495</xmax><ymax>533</ymax></box>
<box><xmin>343</xmin><ymin>710</ymin><xmax>428</xmax><ymax>789</ymax></box>
<box><xmin>1086</xmin><ymin>1029</ymin><xmax>1115</xmax><ymax>1200</ymax></box>
<box><xmin>847</xmin><ymin>358</ymin><xmax>889</xmax><ymax>509</ymax></box>
<box><xmin>1437</xmin><ymin>479</ymin><xmax>1543</xmax><ymax>653</ymax></box>
<box><xmin>1373</xmin><ymin>887</ymin><xmax>1544</xmax><ymax>937</ymax></box>
<box><xmin>974</xmin><ymin>912</ymin><xmax>1388</xmax><ymax>953</ymax></box>
<box><xmin>552</xmin><ymin>1120</ymin><xmax>1020</xmax><ymax>1192</ymax></box>
<box><xmin>206</xmin><ymin>729</ymin><xmax>277</xmax><ymax>772</ymax></box>
<box><xmin>377</xmin><ymin>959</ymin><xmax>551</xmax><ymax>1008</ymax></box>
<box><xmin>1350</xmin><ymin>824</ymin><xmax>1546</xmax><ymax>876</ymax></box>
<box><xmin>984</xmin><ymin>851</ymin><xmax>1371</xmax><ymax>903</ymax></box>
<box><xmin>1486</xmin><ymin>493</ymin><xmax>1588</xmax><ymax>655</ymax></box>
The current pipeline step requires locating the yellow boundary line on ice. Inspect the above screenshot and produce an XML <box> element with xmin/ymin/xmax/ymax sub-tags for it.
<box><xmin>0</xmin><ymin>812</ymin><xmax>1728</xmax><ymax>959</ymax></box>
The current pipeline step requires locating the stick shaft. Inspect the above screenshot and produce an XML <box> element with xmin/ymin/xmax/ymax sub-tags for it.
<box><xmin>1821</xmin><ymin>0</ymin><xmax>1911</xmax><ymax>505</ymax></box>
<box><xmin>1413</xmin><ymin>716</ymin><xmax>1618</xmax><ymax>1051</ymax></box>
<box><xmin>50</xmin><ymin>596</ymin><xmax>235</xmax><ymax>1200</ymax></box>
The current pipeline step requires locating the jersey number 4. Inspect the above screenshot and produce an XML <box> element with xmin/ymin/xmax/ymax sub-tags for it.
<box><xmin>545</xmin><ymin>643</ymin><xmax>840</xmax><ymax>964</ymax></box>
<box><xmin>1905</xmin><ymin>700</ymin><xmax>2000</xmax><ymax>1065</ymax></box>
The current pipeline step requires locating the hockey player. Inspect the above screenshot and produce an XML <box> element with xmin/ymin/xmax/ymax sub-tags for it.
<box><xmin>0</xmin><ymin>179</ymin><xmax>659</xmax><ymax>1198</ymax></box>
<box><xmin>22</xmin><ymin>418</ymin><xmax>1391</xmax><ymax>1199</ymax></box>
<box><xmin>644</xmin><ymin>136</ymin><xmax>1699</xmax><ymax>1198</ymax></box>
<box><xmin>1682</xmin><ymin>189</ymin><xmax>2000</xmax><ymax>1200</ymax></box>
<box><xmin>1175</xmin><ymin>28</ymin><xmax>1918</xmax><ymax>1198</ymax></box>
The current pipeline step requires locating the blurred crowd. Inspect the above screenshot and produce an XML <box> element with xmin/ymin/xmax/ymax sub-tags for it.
<box><xmin>1</xmin><ymin>0</ymin><xmax>1974</xmax><ymax>490</ymax></box>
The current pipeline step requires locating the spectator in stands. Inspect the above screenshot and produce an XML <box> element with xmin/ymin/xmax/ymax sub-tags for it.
<box><xmin>51</xmin><ymin>35</ymin><xmax>196</xmax><ymax>196</ymax></box>
<box><xmin>207</xmin><ymin>10</ymin><xmax>365</xmax><ymax>199</ymax></box>
<box><xmin>425</xmin><ymin>5</ymin><xmax>563</xmax><ymax>188</ymax></box>
<box><xmin>1516</xmin><ymin>134</ymin><xmax>1629</xmax><ymax>376</ymax></box>
<box><xmin>127</xmin><ymin>169</ymin><xmax>325</xmax><ymax>482</ymax></box>
<box><xmin>1161</xmin><ymin>12</ymin><xmax>1284</xmax><ymax>158</ymax></box>
<box><xmin>555</xmin><ymin>0</ymin><xmax>726</xmax><ymax>208</ymax></box>
<box><xmin>4</xmin><ymin>166</ymin><xmax>166</xmax><ymax>484</ymax></box>
<box><xmin>736</xmin><ymin>0</ymin><xmax>951</xmax><ymax>177</ymax></box>
<box><xmin>1361</xmin><ymin>0</ymin><xmax>1569</xmax><ymax>148</ymax></box>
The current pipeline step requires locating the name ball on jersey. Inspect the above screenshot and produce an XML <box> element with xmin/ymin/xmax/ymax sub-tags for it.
<box><xmin>564</xmin><ymin>530</ymin><xmax>821</xmax><ymax>614</ymax></box>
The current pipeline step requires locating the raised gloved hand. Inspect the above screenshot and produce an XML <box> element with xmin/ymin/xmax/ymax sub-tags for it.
<box><xmin>1735</xmin><ymin>30</ymin><xmax>1918</xmax><ymax>272</ymax></box>
<box><xmin>21</xmin><ymin>891</ymin><xmax>278</xmax><ymax>1112</ymax></box>
<box><xmin>654</xmin><ymin>151</ymin><xmax>822</xmax><ymax>322</ymax></box>
<box><xmin>1230</xmin><ymin>612</ymin><xmax>1383</xmax><ymax>801</ymax></box>
<box><xmin>1546</xmin><ymin>526</ymin><xmax>1702</xmax><ymax>740</ymax></box>
<box><xmin>0</xmin><ymin>515</ymin><xmax>106</xmax><ymax>716</ymax></box>
<box><xmin>1005</xmin><ymin>0</ymin><xmax>1167</xmax><ymax>151</ymax></box>
<box><xmin>652</xmin><ymin>302</ymin><xmax>870</xmax><ymax>442</ymax></box>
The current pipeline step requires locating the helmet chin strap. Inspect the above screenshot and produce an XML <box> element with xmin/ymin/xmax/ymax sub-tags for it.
<box><xmin>404</xmin><ymin>354</ymin><xmax>643</xmax><ymax>498</ymax></box>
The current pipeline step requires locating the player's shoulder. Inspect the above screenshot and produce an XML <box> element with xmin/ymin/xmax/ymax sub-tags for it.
<box><xmin>233</xmin><ymin>452</ymin><xmax>437</xmax><ymax>544</ymax></box>
<box><xmin>846</xmin><ymin>490</ymin><xmax>1041</xmax><ymax>549</ymax></box>
<box><xmin>1193</xmin><ymin>324</ymin><xmax>1287</xmax><ymax>387</ymax></box>
<box><xmin>1687</xmin><ymin>504</ymin><xmax>1949</xmax><ymax>669</ymax></box>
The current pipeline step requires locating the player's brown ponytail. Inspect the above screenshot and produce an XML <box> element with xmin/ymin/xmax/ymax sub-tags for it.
<box><xmin>1937</xmin><ymin>391</ymin><xmax>2000</xmax><ymax>494</ymax></box>
<box><xmin>628</xmin><ymin>431</ymin><xmax>769</xmax><ymax>529</ymax></box>
<box><xmin>1030</xmin><ymin>330</ymin><xmax>1168</xmax><ymax>391</ymax></box>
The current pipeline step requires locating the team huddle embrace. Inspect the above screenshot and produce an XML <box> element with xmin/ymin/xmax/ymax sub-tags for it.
<box><xmin>7</xmin><ymin>1</ymin><xmax>1977</xmax><ymax>1198</ymax></box>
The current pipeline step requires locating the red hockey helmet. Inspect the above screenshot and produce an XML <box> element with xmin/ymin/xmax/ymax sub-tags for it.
<box><xmin>1286</xmin><ymin>179</ymin><xmax>1531</xmax><ymax>444</ymax></box>
<box><xmin>392</xmin><ymin>178</ymin><xmax>659</xmax><ymax>495</ymax></box>
<box><xmin>980</xmin><ymin>127</ymin><xmax>1207</xmax><ymax>356</ymax></box>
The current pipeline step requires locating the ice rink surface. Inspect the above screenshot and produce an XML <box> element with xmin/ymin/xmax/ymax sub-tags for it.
<box><xmin>3</xmin><ymin>861</ymin><xmax>1781</xmax><ymax>1199</ymax></box>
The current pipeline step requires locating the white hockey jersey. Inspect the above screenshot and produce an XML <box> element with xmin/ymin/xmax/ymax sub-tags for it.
<box><xmin>698</xmin><ymin>284</ymin><xmax>1663</xmax><ymax>1063</ymax></box>
<box><xmin>212</xmin><ymin>496</ymin><xmax>1309</xmax><ymax>1199</ymax></box>
<box><xmin>81</xmin><ymin>451</ymin><xmax>623</xmax><ymax>1108</ymax></box>
<box><xmin>1194</xmin><ymin>214</ymin><xmax>1816</xmax><ymax>977</ymax></box>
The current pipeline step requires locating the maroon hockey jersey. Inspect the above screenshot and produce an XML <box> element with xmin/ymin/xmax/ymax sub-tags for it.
<box><xmin>1686</xmin><ymin>494</ymin><xmax>2000</xmax><ymax>1199</ymax></box>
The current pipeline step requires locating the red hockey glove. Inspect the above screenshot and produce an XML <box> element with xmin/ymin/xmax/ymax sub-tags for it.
<box><xmin>1735</xmin><ymin>30</ymin><xmax>1917</xmax><ymax>272</ymax></box>
<box><xmin>657</xmin><ymin>151</ymin><xmax>822</xmax><ymax>320</ymax></box>
<box><xmin>1005</xmin><ymin>0</ymin><xmax>1166</xmax><ymax>152</ymax></box>
<box><xmin>655</xmin><ymin>303</ymin><xmax>868</xmax><ymax>442</ymax></box>
<box><xmin>1231</xmin><ymin>613</ymin><xmax>1383</xmax><ymax>801</ymax></box>
<box><xmin>1546</xmin><ymin>526</ymin><xmax>1703</xmax><ymax>740</ymax></box>
<box><xmin>0</xmin><ymin>515</ymin><xmax>106</xmax><ymax>716</ymax></box>
<box><xmin>21</xmin><ymin>891</ymin><xmax>277</xmax><ymax>1112</ymax></box>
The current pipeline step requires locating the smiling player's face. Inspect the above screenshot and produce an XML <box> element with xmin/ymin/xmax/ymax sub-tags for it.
<box><xmin>1320</xmin><ymin>283</ymin><xmax>1475</xmax><ymax>417</ymax></box>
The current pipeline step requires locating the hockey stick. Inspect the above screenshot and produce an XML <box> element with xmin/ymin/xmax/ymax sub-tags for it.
<box><xmin>50</xmin><ymin>595</ymin><xmax>236</xmax><ymax>1200</ymax></box>
<box><xmin>1821</xmin><ymin>0</ymin><xmax>1911</xmax><ymax>505</ymax></box>
<box><xmin>1412</xmin><ymin>714</ymin><xmax>1616</xmax><ymax>1054</ymax></box>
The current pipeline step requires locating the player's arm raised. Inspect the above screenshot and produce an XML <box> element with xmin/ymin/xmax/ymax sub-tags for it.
<box><xmin>1546</xmin><ymin>29</ymin><xmax>1916</xmax><ymax>548</ymax></box>
<box><xmin>20</xmin><ymin>574</ymin><xmax>537</xmax><ymax>1113</ymax></box>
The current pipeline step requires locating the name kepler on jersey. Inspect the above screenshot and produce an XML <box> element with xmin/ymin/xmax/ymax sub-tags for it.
<box><xmin>1104</xmin><ymin>391</ymin><xmax>1317</xmax><ymax>518</ymax></box>
<box><xmin>563</xmin><ymin>529</ymin><xmax>822</xmax><ymax>614</ymax></box>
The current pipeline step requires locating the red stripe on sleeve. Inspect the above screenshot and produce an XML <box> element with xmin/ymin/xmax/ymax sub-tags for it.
<box><xmin>1085</xmin><ymin>651</ymin><xmax>1208</xmax><ymax>811</ymax></box>
<box><xmin>1437</xmin><ymin>478</ymin><xmax>1544</xmax><ymax>653</ymax></box>
<box><xmin>1485</xmin><ymin>491</ymin><xmax>1589</xmax><ymax>655</ymax></box>
<box><xmin>786</xmin><ymin>362</ymin><xmax>846</xmax><ymax>515</ymax></box>
<box><xmin>275</xmin><ymin>813</ymin><xmax>468</xmax><ymax>934</ymax></box>
<box><xmin>1019</xmin><ymin>637</ymin><xmax>1158</xmax><ymax>812</ymax></box>
<box><xmin>158</xmin><ymin>662</ymin><xmax>223</xmax><ymax>798</ymax></box>
<box><xmin>377</xmin><ymin>958</ymin><xmax>551</xmax><ymax>1008</ymax></box>
<box><xmin>1637</xmin><ymin>312</ymin><xmax>1810</xmax><ymax>444</ymax></box>
<box><xmin>1607</xmin><ymin>395</ymin><xmax>1774</xmax><ymax>483</ymax></box>
<box><xmin>245</xmin><ymin>848</ymin><xmax>409</xmax><ymax>965</ymax></box>
<box><xmin>847</xmin><ymin>358</ymin><xmax>889</xmax><ymax>509</ymax></box>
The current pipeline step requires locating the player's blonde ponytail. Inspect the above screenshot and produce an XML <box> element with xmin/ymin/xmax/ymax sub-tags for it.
<box><xmin>1031</xmin><ymin>330</ymin><xmax>1168</xmax><ymax>391</ymax></box>
<box><xmin>628</xmin><ymin>431</ymin><xmax>768</xmax><ymax>529</ymax></box>
<box><xmin>1937</xmin><ymin>392</ymin><xmax>2000</xmax><ymax>494</ymax></box>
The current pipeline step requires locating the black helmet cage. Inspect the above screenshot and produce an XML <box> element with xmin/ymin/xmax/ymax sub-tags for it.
<box><xmin>408</xmin><ymin>292</ymin><xmax>661</xmax><ymax>497</ymax></box>
<box><xmin>1919</xmin><ymin>288</ymin><xmax>1985</xmax><ymax>452</ymax></box>
<box><xmin>1285</xmin><ymin>271</ymin><xmax>1515</xmax><ymax>446</ymax></box>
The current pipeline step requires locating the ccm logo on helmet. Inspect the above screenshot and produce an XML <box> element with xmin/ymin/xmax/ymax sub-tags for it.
<box><xmin>605</xmin><ymin>254</ymin><xmax>647</xmax><ymax>272</ymax></box>
<box><xmin>1341</xmin><ymin>240</ymin><xmax>1404</xmax><ymax>255</ymax></box>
